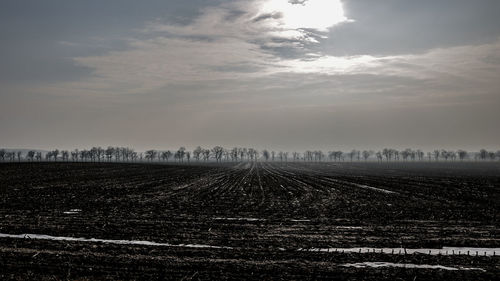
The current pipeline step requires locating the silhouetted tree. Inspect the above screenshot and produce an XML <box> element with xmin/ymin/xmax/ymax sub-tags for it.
<box><xmin>145</xmin><ymin>150</ymin><xmax>158</xmax><ymax>162</ymax></box>
<box><xmin>105</xmin><ymin>147</ymin><xmax>114</xmax><ymax>162</ymax></box>
<box><xmin>27</xmin><ymin>150</ymin><xmax>36</xmax><ymax>161</ymax></box>
<box><xmin>433</xmin><ymin>150</ymin><xmax>440</xmax><ymax>161</ymax></box>
<box><xmin>479</xmin><ymin>149</ymin><xmax>488</xmax><ymax>161</ymax></box>
<box><xmin>458</xmin><ymin>150</ymin><xmax>468</xmax><ymax>161</ymax></box>
<box><xmin>231</xmin><ymin>147</ymin><xmax>239</xmax><ymax>162</ymax></box>
<box><xmin>52</xmin><ymin>149</ymin><xmax>59</xmax><ymax>162</ymax></box>
<box><xmin>61</xmin><ymin>150</ymin><xmax>69</xmax><ymax>161</ymax></box>
<box><xmin>211</xmin><ymin>146</ymin><xmax>224</xmax><ymax>162</ymax></box>
<box><xmin>193</xmin><ymin>146</ymin><xmax>203</xmax><ymax>162</ymax></box>
<box><xmin>71</xmin><ymin>149</ymin><xmax>79</xmax><ymax>161</ymax></box>
<box><xmin>362</xmin><ymin>150</ymin><xmax>373</xmax><ymax>161</ymax></box>
<box><xmin>203</xmin><ymin>149</ymin><xmax>210</xmax><ymax>161</ymax></box>
<box><xmin>262</xmin><ymin>150</ymin><xmax>270</xmax><ymax>161</ymax></box>
<box><xmin>417</xmin><ymin>150</ymin><xmax>424</xmax><ymax>161</ymax></box>
<box><xmin>382</xmin><ymin>148</ymin><xmax>393</xmax><ymax>161</ymax></box>
<box><xmin>161</xmin><ymin>151</ymin><xmax>172</xmax><ymax>162</ymax></box>
<box><xmin>175</xmin><ymin>147</ymin><xmax>186</xmax><ymax>162</ymax></box>
<box><xmin>488</xmin><ymin>151</ymin><xmax>496</xmax><ymax>161</ymax></box>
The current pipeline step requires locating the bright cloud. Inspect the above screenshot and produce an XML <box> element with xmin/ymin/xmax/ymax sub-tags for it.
<box><xmin>259</xmin><ymin>0</ymin><xmax>351</xmax><ymax>31</ymax></box>
<box><xmin>56</xmin><ymin>0</ymin><xmax>500</xmax><ymax>103</ymax></box>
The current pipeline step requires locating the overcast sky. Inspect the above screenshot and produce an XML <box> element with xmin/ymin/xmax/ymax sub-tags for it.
<box><xmin>1</xmin><ymin>0</ymin><xmax>500</xmax><ymax>151</ymax></box>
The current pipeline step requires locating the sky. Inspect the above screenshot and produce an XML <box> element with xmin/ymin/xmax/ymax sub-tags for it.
<box><xmin>1</xmin><ymin>0</ymin><xmax>500</xmax><ymax>152</ymax></box>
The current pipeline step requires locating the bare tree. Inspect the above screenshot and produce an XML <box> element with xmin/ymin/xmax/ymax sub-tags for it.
<box><xmin>105</xmin><ymin>147</ymin><xmax>114</xmax><ymax>162</ymax></box>
<box><xmin>458</xmin><ymin>150</ymin><xmax>468</xmax><ymax>161</ymax></box>
<box><xmin>382</xmin><ymin>148</ymin><xmax>394</xmax><ymax>161</ymax></box>
<box><xmin>314</xmin><ymin>151</ymin><xmax>324</xmax><ymax>162</ymax></box>
<box><xmin>193</xmin><ymin>146</ymin><xmax>203</xmax><ymax>162</ymax></box>
<box><xmin>247</xmin><ymin>148</ymin><xmax>258</xmax><ymax>161</ymax></box>
<box><xmin>71</xmin><ymin>149</ymin><xmax>79</xmax><ymax>162</ymax></box>
<box><xmin>278</xmin><ymin>151</ymin><xmax>284</xmax><ymax>162</ymax></box>
<box><xmin>203</xmin><ymin>149</ymin><xmax>210</xmax><ymax>162</ymax></box>
<box><xmin>417</xmin><ymin>150</ymin><xmax>424</xmax><ymax>161</ymax></box>
<box><xmin>27</xmin><ymin>150</ymin><xmax>36</xmax><ymax>161</ymax></box>
<box><xmin>479</xmin><ymin>149</ymin><xmax>488</xmax><ymax>161</ymax></box>
<box><xmin>362</xmin><ymin>150</ymin><xmax>373</xmax><ymax>161</ymax></box>
<box><xmin>262</xmin><ymin>150</ymin><xmax>270</xmax><ymax>161</ymax></box>
<box><xmin>433</xmin><ymin>150</ymin><xmax>440</xmax><ymax>161</ymax></box>
<box><xmin>145</xmin><ymin>150</ymin><xmax>158</xmax><ymax>162</ymax></box>
<box><xmin>211</xmin><ymin>146</ymin><xmax>224</xmax><ymax>162</ymax></box>
<box><xmin>161</xmin><ymin>151</ymin><xmax>172</xmax><ymax>162</ymax></box>
<box><xmin>61</xmin><ymin>150</ymin><xmax>69</xmax><ymax>161</ymax></box>
<box><xmin>52</xmin><ymin>149</ymin><xmax>59</xmax><ymax>162</ymax></box>
<box><xmin>230</xmin><ymin>147</ymin><xmax>239</xmax><ymax>162</ymax></box>
<box><xmin>239</xmin><ymin>148</ymin><xmax>247</xmax><ymax>161</ymax></box>
<box><xmin>488</xmin><ymin>151</ymin><xmax>496</xmax><ymax>161</ymax></box>
<box><xmin>175</xmin><ymin>147</ymin><xmax>186</xmax><ymax>162</ymax></box>
<box><xmin>401</xmin><ymin>149</ymin><xmax>412</xmax><ymax>161</ymax></box>
<box><xmin>441</xmin><ymin>150</ymin><xmax>450</xmax><ymax>161</ymax></box>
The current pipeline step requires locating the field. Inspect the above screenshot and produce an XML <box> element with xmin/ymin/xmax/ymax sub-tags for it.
<box><xmin>1</xmin><ymin>161</ymin><xmax>499</xmax><ymax>280</ymax></box>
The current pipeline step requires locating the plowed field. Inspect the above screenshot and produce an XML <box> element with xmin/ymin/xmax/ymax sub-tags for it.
<box><xmin>1</xmin><ymin>162</ymin><xmax>499</xmax><ymax>280</ymax></box>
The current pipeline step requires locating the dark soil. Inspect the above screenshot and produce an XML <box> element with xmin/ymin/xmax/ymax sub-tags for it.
<box><xmin>1</xmin><ymin>162</ymin><xmax>499</xmax><ymax>280</ymax></box>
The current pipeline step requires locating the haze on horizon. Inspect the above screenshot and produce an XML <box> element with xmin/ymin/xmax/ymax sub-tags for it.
<box><xmin>1</xmin><ymin>0</ymin><xmax>500</xmax><ymax>152</ymax></box>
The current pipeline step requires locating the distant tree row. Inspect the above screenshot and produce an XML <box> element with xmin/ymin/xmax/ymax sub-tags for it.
<box><xmin>1</xmin><ymin>147</ymin><xmax>499</xmax><ymax>163</ymax></box>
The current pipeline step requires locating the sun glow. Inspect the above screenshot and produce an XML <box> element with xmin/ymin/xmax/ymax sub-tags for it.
<box><xmin>259</xmin><ymin>0</ymin><xmax>349</xmax><ymax>31</ymax></box>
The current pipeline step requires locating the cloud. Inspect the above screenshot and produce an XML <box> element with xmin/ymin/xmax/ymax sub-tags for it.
<box><xmin>52</xmin><ymin>0</ymin><xmax>500</xmax><ymax>111</ymax></box>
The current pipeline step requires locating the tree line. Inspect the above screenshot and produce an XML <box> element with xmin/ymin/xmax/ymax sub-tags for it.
<box><xmin>1</xmin><ymin>147</ymin><xmax>499</xmax><ymax>163</ymax></box>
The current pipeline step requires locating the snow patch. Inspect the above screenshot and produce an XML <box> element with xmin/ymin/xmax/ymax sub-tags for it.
<box><xmin>355</xmin><ymin>184</ymin><xmax>397</xmax><ymax>194</ymax></box>
<box><xmin>342</xmin><ymin>262</ymin><xmax>485</xmax><ymax>271</ymax></box>
<box><xmin>63</xmin><ymin>209</ymin><xmax>81</xmax><ymax>215</ymax></box>
<box><xmin>0</xmin><ymin>233</ymin><xmax>231</xmax><ymax>249</ymax></box>
<box><xmin>300</xmin><ymin>246</ymin><xmax>500</xmax><ymax>256</ymax></box>
<box><xmin>213</xmin><ymin>217</ymin><xmax>266</xmax><ymax>222</ymax></box>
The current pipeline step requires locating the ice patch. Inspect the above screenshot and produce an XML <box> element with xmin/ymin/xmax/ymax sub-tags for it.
<box><xmin>213</xmin><ymin>217</ymin><xmax>266</xmax><ymax>222</ymax></box>
<box><xmin>334</xmin><ymin>226</ymin><xmax>363</xmax><ymax>230</ymax></box>
<box><xmin>63</xmin><ymin>209</ymin><xmax>81</xmax><ymax>215</ymax></box>
<box><xmin>355</xmin><ymin>184</ymin><xmax>397</xmax><ymax>194</ymax></box>
<box><xmin>0</xmin><ymin>233</ymin><xmax>232</xmax><ymax>249</ymax></box>
<box><xmin>342</xmin><ymin>262</ymin><xmax>485</xmax><ymax>271</ymax></box>
<box><xmin>300</xmin><ymin>246</ymin><xmax>500</xmax><ymax>256</ymax></box>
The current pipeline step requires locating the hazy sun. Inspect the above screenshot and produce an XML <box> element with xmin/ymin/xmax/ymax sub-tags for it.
<box><xmin>259</xmin><ymin>0</ymin><xmax>349</xmax><ymax>31</ymax></box>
